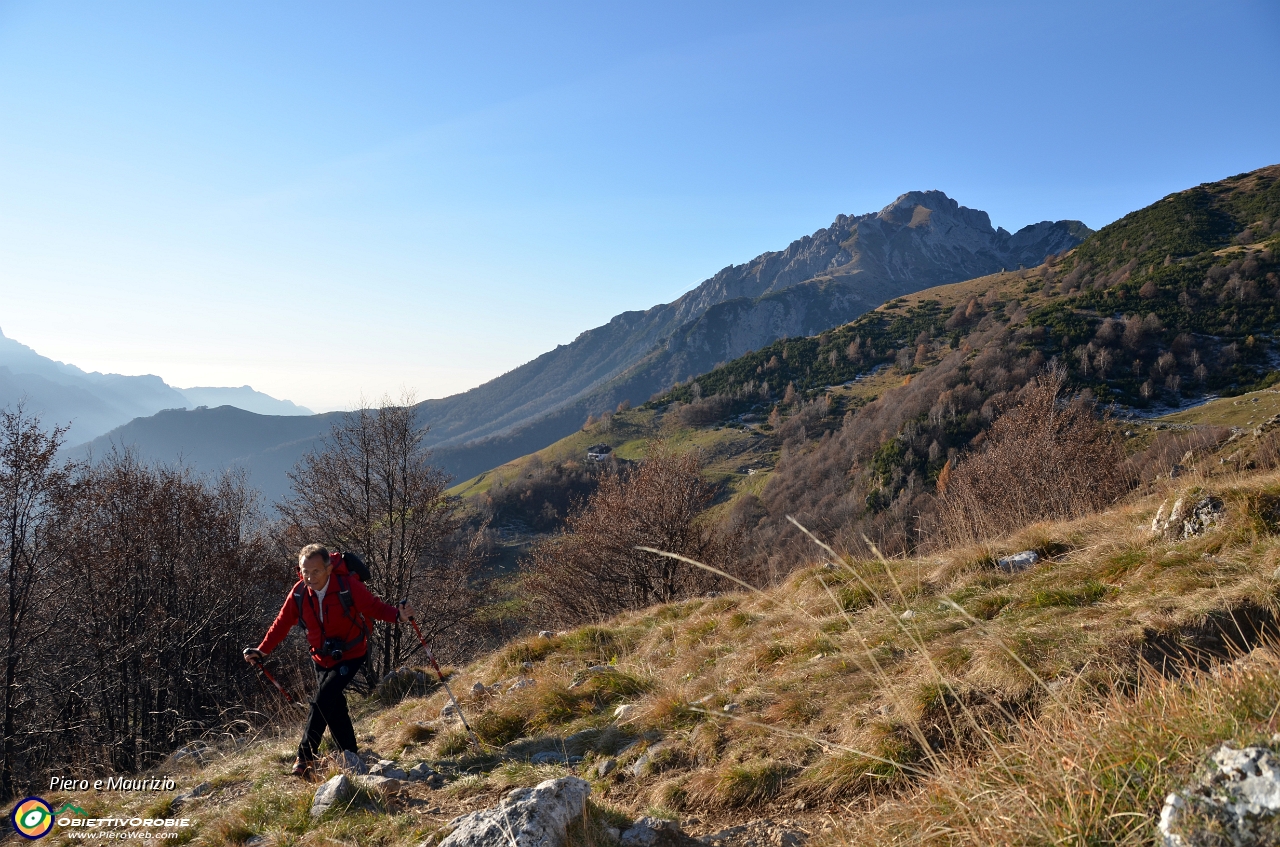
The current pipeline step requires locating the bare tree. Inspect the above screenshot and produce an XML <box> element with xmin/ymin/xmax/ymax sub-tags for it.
<box><xmin>0</xmin><ymin>408</ymin><xmax>288</xmax><ymax>799</ymax></box>
<box><xmin>58</xmin><ymin>451</ymin><xmax>280</xmax><ymax>775</ymax></box>
<box><xmin>279</xmin><ymin>394</ymin><xmax>481</xmax><ymax>678</ymax></box>
<box><xmin>526</xmin><ymin>444</ymin><xmax>742</xmax><ymax>625</ymax></box>
<box><xmin>0</xmin><ymin>404</ymin><xmax>74</xmax><ymax>798</ymax></box>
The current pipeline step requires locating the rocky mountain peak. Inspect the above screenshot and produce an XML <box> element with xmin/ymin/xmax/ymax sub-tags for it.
<box><xmin>876</xmin><ymin>190</ymin><xmax>995</xmax><ymax>234</ymax></box>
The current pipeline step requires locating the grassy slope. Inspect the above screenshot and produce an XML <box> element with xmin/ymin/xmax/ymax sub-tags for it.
<box><xmin>50</xmin><ymin>456</ymin><xmax>1280</xmax><ymax>846</ymax></box>
<box><xmin>450</xmin><ymin>166</ymin><xmax>1279</xmax><ymax>545</ymax></box>
<box><xmin>54</xmin><ymin>169</ymin><xmax>1280</xmax><ymax>846</ymax></box>
<box><xmin>446</xmin><ymin>347</ymin><xmax>910</xmax><ymax>529</ymax></box>
<box><xmin>447</xmin><ymin>406</ymin><xmax>783</xmax><ymax>513</ymax></box>
<box><xmin>1159</xmin><ymin>388</ymin><xmax>1280</xmax><ymax>429</ymax></box>
<box><xmin>449</xmin><ymin>165</ymin><xmax>1280</xmax><ymax>633</ymax></box>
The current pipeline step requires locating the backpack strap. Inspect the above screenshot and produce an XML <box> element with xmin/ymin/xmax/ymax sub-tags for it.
<box><xmin>292</xmin><ymin>584</ymin><xmax>309</xmax><ymax>632</ymax></box>
<box><xmin>336</xmin><ymin>573</ymin><xmax>355</xmax><ymax>618</ymax></box>
<box><xmin>291</xmin><ymin>575</ymin><xmax>371</xmax><ymax>659</ymax></box>
<box><xmin>333</xmin><ymin>573</ymin><xmax>371</xmax><ymax>645</ymax></box>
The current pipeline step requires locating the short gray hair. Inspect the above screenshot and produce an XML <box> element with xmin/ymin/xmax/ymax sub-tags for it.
<box><xmin>298</xmin><ymin>543</ymin><xmax>330</xmax><ymax>567</ymax></box>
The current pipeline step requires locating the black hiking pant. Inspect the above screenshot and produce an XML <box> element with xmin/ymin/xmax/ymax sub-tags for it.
<box><xmin>298</xmin><ymin>655</ymin><xmax>364</xmax><ymax>762</ymax></box>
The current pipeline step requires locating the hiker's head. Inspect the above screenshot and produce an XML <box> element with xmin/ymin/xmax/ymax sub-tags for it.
<box><xmin>298</xmin><ymin>544</ymin><xmax>331</xmax><ymax>589</ymax></box>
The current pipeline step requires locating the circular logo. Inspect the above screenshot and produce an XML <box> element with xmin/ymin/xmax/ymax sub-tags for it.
<box><xmin>11</xmin><ymin>797</ymin><xmax>53</xmax><ymax>839</ymax></box>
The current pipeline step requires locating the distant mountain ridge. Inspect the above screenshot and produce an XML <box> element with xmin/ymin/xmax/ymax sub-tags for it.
<box><xmin>176</xmin><ymin>386</ymin><xmax>312</xmax><ymax>416</ymax></box>
<box><xmin>77</xmin><ymin>189</ymin><xmax>1089</xmax><ymax>497</ymax></box>
<box><xmin>413</xmin><ymin>190</ymin><xmax>1088</xmax><ymax>449</ymax></box>
<box><xmin>0</xmin><ymin>328</ymin><xmax>312</xmax><ymax>442</ymax></box>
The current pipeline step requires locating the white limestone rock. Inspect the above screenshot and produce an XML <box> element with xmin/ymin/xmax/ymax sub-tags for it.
<box><xmin>1159</xmin><ymin>744</ymin><xmax>1280</xmax><ymax>846</ymax></box>
<box><xmin>438</xmin><ymin>776</ymin><xmax>590</xmax><ymax>847</ymax></box>
<box><xmin>996</xmin><ymin>550</ymin><xmax>1039</xmax><ymax>572</ymax></box>
<box><xmin>355</xmin><ymin>774</ymin><xmax>401</xmax><ymax>795</ymax></box>
<box><xmin>334</xmin><ymin>749</ymin><xmax>368</xmax><ymax>775</ymax></box>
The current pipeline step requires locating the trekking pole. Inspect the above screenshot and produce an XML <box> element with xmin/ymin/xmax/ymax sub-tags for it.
<box><xmin>400</xmin><ymin>601</ymin><xmax>482</xmax><ymax>749</ymax></box>
<box><xmin>248</xmin><ymin>656</ymin><xmax>300</xmax><ymax>706</ymax></box>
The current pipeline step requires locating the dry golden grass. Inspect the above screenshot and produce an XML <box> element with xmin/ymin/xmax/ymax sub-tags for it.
<box><xmin>405</xmin><ymin>465</ymin><xmax>1280</xmax><ymax>828</ymax></box>
<box><xmin>44</xmin><ymin>464</ymin><xmax>1280</xmax><ymax>845</ymax></box>
<box><xmin>817</xmin><ymin>649</ymin><xmax>1280</xmax><ymax>846</ymax></box>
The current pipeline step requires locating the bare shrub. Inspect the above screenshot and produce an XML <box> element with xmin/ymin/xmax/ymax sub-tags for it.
<box><xmin>279</xmin><ymin>393</ymin><xmax>484</xmax><ymax>673</ymax></box>
<box><xmin>525</xmin><ymin>445</ymin><xmax>742</xmax><ymax>625</ymax></box>
<box><xmin>678</xmin><ymin>394</ymin><xmax>736</xmax><ymax>427</ymax></box>
<box><xmin>1258</xmin><ymin>430</ymin><xmax>1280</xmax><ymax>471</ymax></box>
<box><xmin>480</xmin><ymin>459</ymin><xmax>607</xmax><ymax>533</ymax></box>
<box><xmin>776</xmin><ymin>395</ymin><xmax>833</xmax><ymax>443</ymax></box>
<box><xmin>938</xmin><ymin>366</ymin><xmax>1129</xmax><ymax>546</ymax></box>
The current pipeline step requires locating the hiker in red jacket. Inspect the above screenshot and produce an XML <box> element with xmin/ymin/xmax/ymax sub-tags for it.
<box><xmin>243</xmin><ymin>543</ymin><xmax>413</xmax><ymax>778</ymax></box>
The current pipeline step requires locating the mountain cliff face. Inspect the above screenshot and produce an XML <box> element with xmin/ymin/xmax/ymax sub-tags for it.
<box><xmin>415</xmin><ymin>191</ymin><xmax>1089</xmax><ymax>449</ymax></box>
<box><xmin>672</xmin><ymin>192</ymin><xmax>1086</xmax><ymax>321</ymax></box>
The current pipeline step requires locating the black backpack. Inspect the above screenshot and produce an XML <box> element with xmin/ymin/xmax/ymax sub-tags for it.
<box><xmin>340</xmin><ymin>551</ymin><xmax>372</xmax><ymax>583</ymax></box>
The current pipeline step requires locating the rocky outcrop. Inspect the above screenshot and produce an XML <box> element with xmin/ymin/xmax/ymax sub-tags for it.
<box><xmin>1152</xmin><ymin>496</ymin><xmax>1226</xmax><ymax>539</ymax></box>
<box><xmin>620</xmin><ymin>817</ymin><xmax>702</xmax><ymax>847</ymax></box>
<box><xmin>334</xmin><ymin>750</ymin><xmax>368</xmax><ymax>775</ymax></box>
<box><xmin>369</xmin><ymin>759</ymin><xmax>408</xmax><ymax>780</ymax></box>
<box><xmin>437</xmin><ymin>776</ymin><xmax>590</xmax><ymax>847</ymax></box>
<box><xmin>1159</xmin><ymin>744</ymin><xmax>1280</xmax><ymax>846</ymax></box>
<box><xmin>412</xmin><ymin>191</ymin><xmax>1088</xmax><ymax>453</ymax></box>
<box><xmin>996</xmin><ymin>550</ymin><xmax>1039</xmax><ymax>573</ymax></box>
<box><xmin>354</xmin><ymin>774</ymin><xmax>401</xmax><ymax>795</ymax></box>
<box><xmin>699</xmin><ymin>819</ymin><xmax>810</xmax><ymax>847</ymax></box>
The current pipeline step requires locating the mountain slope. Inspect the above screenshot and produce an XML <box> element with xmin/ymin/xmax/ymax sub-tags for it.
<box><xmin>71</xmin><ymin>406</ymin><xmax>344</xmax><ymax>501</ymax></box>
<box><xmin>178</xmin><ymin>385</ymin><xmax>313</xmax><ymax>416</ymax></box>
<box><xmin>0</xmin><ymin>328</ymin><xmax>190</xmax><ymax>441</ymax></box>
<box><xmin>637</xmin><ymin>163</ymin><xmax>1280</xmax><ymax>562</ymax></box>
<box><xmin>414</xmin><ymin>191</ymin><xmax>1087</xmax><ymax>450</ymax></box>
<box><xmin>46</xmin><ymin>463</ymin><xmax>1280</xmax><ymax>847</ymax></box>
<box><xmin>449</xmin><ymin>163</ymin><xmax>1280</xmax><ymax>570</ymax></box>
<box><xmin>70</xmin><ymin>190</ymin><xmax>1088</xmax><ymax>499</ymax></box>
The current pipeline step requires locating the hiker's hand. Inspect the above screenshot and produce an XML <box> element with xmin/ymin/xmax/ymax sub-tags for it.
<box><xmin>397</xmin><ymin>600</ymin><xmax>414</xmax><ymax>623</ymax></box>
<box><xmin>243</xmin><ymin>647</ymin><xmax>265</xmax><ymax>663</ymax></box>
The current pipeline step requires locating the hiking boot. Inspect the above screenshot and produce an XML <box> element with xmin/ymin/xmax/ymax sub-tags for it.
<box><xmin>291</xmin><ymin>757</ymin><xmax>316</xmax><ymax>780</ymax></box>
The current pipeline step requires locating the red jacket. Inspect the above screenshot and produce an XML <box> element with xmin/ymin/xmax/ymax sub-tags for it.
<box><xmin>257</xmin><ymin>556</ymin><xmax>400</xmax><ymax>668</ymax></box>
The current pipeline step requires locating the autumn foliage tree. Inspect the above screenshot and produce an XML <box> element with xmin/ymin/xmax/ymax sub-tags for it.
<box><xmin>526</xmin><ymin>445</ymin><xmax>742</xmax><ymax>625</ymax></box>
<box><xmin>938</xmin><ymin>366</ymin><xmax>1130</xmax><ymax>546</ymax></box>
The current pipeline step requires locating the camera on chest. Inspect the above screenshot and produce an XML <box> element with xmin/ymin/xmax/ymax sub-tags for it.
<box><xmin>322</xmin><ymin>638</ymin><xmax>344</xmax><ymax>661</ymax></box>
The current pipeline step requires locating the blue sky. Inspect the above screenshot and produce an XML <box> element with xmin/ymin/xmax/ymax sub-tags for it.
<box><xmin>1</xmin><ymin>1</ymin><xmax>1277</xmax><ymax>411</ymax></box>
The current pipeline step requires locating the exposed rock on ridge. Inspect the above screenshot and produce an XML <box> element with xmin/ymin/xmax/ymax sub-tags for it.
<box><xmin>676</xmin><ymin>191</ymin><xmax>1085</xmax><ymax>321</ymax></box>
